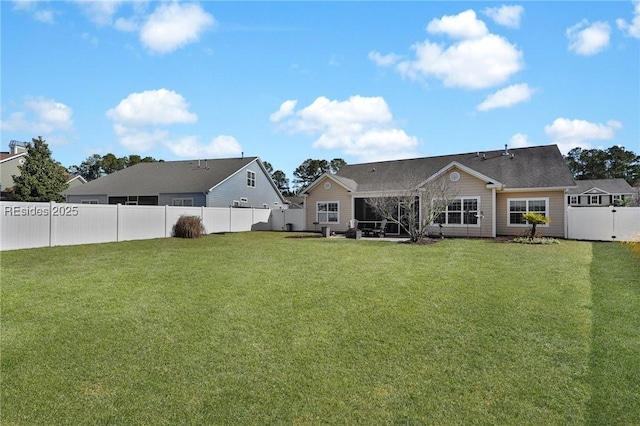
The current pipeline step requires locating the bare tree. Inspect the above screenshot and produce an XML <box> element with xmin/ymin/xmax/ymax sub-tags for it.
<box><xmin>365</xmin><ymin>173</ymin><xmax>459</xmax><ymax>242</ymax></box>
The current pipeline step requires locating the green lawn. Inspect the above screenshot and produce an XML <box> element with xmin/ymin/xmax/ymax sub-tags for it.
<box><xmin>1</xmin><ymin>233</ymin><xmax>638</xmax><ymax>424</ymax></box>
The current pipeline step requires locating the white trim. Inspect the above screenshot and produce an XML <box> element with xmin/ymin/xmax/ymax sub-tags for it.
<box><xmin>316</xmin><ymin>200</ymin><xmax>339</xmax><ymax>224</ymax></box>
<box><xmin>0</xmin><ymin>152</ymin><xmax>26</xmax><ymax>164</ymax></box>
<box><xmin>507</xmin><ymin>197</ymin><xmax>549</xmax><ymax>227</ymax></box>
<box><xmin>434</xmin><ymin>196</ymin><xmax>481</xmax><ymax>227</ymax></box>
<box><xmin>246</xmin><ymin>170</ymin><xmax>256</xmax><ymax>188</ymax></box>
<box><xmin>300</xmin><ymin>173</ymin><xmax>355</xmax><ymax>194</ymax></box>
<box><xmin>501</xmin><ymin>186</ymin><xmax>574</xmax><ymax>192</ymax></box>
<box><xmin>491</xmin><ymin>187</ymin><xmax>496</xmax><ymax>238</ymax></box>
<box><xmin>81</xmin><ymin>199</ymin><xmax>99</xmax><ymax>204</ymax></box>
<box><xmin>424</xmin><ymin>161</ymin><xmax>503</xmax><ymax>188</ymax></box>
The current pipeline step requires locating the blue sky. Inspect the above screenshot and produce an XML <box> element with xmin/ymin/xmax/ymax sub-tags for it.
<box><xmin>2</xmin><ymin>1</ymin><xmax>639</xmax><ymax>180</ymax></box>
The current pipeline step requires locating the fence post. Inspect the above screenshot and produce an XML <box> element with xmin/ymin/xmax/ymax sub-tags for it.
<box><xmin>116</xmin><ymin>203</ymin><xmax>121</xmax><ymax>242</ymax></box>
<box><xmin>49</xmin><ymin>201</ymin><xmax>55</xmax><ymax>247</ymax></box>
<box><xmin>165</xmin><ymin>205</ymin><xmax>168</xmax><ymax>238</ymax></box>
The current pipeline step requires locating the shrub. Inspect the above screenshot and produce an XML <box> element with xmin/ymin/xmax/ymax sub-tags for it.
<box><xmin>521</xmin><ymin>212</ymin><xmax>551</xmax><ymax>239</ymax></box>
<box><xmin>172</xmin><ymin>215</ymin><xmax>205</xmax><ymax>238</ymax></box>
<box><xmin>513</xmin><ymin>236</ymin><xmax>560</xmax><ymax>245</ymax></box>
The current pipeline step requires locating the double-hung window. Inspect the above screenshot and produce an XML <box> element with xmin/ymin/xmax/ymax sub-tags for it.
<box><xmin>435</xmin><ymin>197</ymin><xmax>480</xmax><ymax>225</ymax></box>
<box><xmin>317</xmin><ymin>202</ymin><xmax>339</xmax><ymax>223</ymax></box>
<box><xmin>247</xmin><ymin>170</ymin><xmax>256</xmax><ymax>188</ymax></box>
<box><xmin>508</xmin><ymin>198</ymin><xmax>548</xmax><ymax>226</ymax></box>
<box><xmin>569</xmin><ymin>195</ymin><xmax>578</xmax><ymax>205</ymax></box>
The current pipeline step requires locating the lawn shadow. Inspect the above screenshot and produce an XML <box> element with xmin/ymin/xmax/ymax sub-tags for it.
<box><xmin>586</xmin><ymin>242</ymin><xmax>640</xmax><ymax>424</ymax></box>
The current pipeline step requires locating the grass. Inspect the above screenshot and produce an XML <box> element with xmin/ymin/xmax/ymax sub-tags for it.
<box><xmin>1</xmin><ymin>233</ymin><xmax>639</xmax><ymax>424</ymax></box>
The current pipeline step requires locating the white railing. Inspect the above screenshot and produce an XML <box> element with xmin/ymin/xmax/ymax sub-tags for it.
<box><xmin>0</xmin><ymin>202</ymin><xmax>275</xmax><ymax>251</ymax></box>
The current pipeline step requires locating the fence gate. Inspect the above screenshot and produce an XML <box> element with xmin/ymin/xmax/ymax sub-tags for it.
<box><xmin>567</xmin><ymin>206</ymin><xmax>640</xmax><ymax>241</ymax></box>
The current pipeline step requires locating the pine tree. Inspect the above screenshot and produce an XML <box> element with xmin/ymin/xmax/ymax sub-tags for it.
<box><xmin>10</xmin><ymin>137</ymin><xmax>68</xmax><ymax>202</ymax></box>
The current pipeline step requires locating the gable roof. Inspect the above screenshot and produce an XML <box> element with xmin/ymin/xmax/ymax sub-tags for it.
<box><xmin>63</xmin><ymin>157</ymin><xmax>262</xmax><ymax>196</ymax></box>
<box><xmin>0</xmin><ymin>152</ymin><xmax>26</xmax><ymax>163</ymax></box>
<box><xmin>568</xmin><ymin>178</ymin><xmax>634</xmax><ymax>195</ymax></box>
<box><xmin>331</xmin><ymin>144</ymin><xmax>576</xmax><ymax>193</ymax></box>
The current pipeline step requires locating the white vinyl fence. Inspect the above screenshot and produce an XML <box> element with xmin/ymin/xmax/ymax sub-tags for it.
<box><xmin>567</xmin><ymin>206</ymin><xmax>640</xmax><ymax>242</ymax></box>
<box><xmin>0</xmin><ymin>202</ymin><xmax>275</xmax><ymax>251</ymax></box>
<box><xmin>270</xmin><ymin>208</ymin><xmax>305</xmax><ymax>232</ymax></box>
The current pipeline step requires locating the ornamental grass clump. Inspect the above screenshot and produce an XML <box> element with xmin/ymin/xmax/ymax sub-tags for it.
<box><xmin>172</xmin><ymin>215</ymin><xmax>205</xmax><ymax>238</ymax></box>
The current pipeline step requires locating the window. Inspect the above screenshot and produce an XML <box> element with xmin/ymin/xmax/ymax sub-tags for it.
<box><xmin>612</xmin><ymin>195</ymin><xmax>622</xmax><ymax>205</ymax></box>
<box><xmin>172</xmin><ymin>198</ymin><xmax>193</xmax><ymax>206</ymax></box>
<box><xmin>317</xmin><ymin>202</ymin><xmax>339</xmax><ymax>223</ymax></box>
<box><xmin>81</xmin><ymin>199</ymin><xmax>98</xmax><ymax>204</ymax></box>
<box><xmin>569</xmin><ymin>196</ymin><xmax>578</xmax><ymax>205</ymax></box>
<box><xmin>589</xmin><ymin>195</ymin><xmax>599</xmax><ymax>205</ymax></box>
<box><xmin>508</xmin><ymin>198</ymin><xmax>548</xmax><ymax>226</ymax></box>
<box><xmin>247</xmin><ymin>170</ymin><xmax>256</xmax><ymax>188</ymax></box>
<box><xmin>435</xmin><ymin>197</ymin><xmax>479</xmax><ymax>225</ymax></box>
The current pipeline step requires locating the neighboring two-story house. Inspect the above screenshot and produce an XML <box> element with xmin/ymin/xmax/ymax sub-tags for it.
<box><xmin>64</xmin><ymin>156</ymin><xmax>286</xmax><ymax>208</ymax></box>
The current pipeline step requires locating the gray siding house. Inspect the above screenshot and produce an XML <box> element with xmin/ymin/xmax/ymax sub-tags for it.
<box><xmin>567</xmin><ymin>179</ymin><xmax>634</xmax><ymax>207</ymax></box>
<box><xmin>64</xmin><ymin>157</ymin><xmax>286</xmax><ymax>208</ymax></box>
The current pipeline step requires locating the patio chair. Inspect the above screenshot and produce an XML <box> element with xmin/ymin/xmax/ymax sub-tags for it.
<box><xmin>370</xmin><ymin>219</ymin><xmax>387</xmax><ymax>237</ymax></box>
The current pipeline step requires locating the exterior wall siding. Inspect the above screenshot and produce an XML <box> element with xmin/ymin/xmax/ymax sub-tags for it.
<box><xmin>427</xmin><ymin>168</ymin><xmax>494</xmax><ymax>238</ymax></box>
<box><xmin>496</xmin><ymin>190</ymin><xmax>566</xmax><ymax>237</ymax></box>
<box><xmin>304</xmin><ymin>177</ymin><xmax>352</xmax><ymax>232</ymax></box>
<box><xmin>207</xmin><ymin>161</ymin><xmax>283</xmax><ymax>208</ymax></box>
<box><xmin>0</xmin><ymin>158</ymin><xmax>23</xmax><ymax>192</ymax></box>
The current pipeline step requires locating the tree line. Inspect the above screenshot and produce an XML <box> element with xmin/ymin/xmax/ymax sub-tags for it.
<box><xmin>564</xmin><ymin>145</ymin><xmax>639</xmax><ymax>186</ymax></box>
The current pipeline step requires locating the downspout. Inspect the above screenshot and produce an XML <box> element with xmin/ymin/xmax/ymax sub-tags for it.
<box><xmin>302</xmin><ymin>193</ymin><xmax>308</xmax><ymax>231</ymax></box>
<box><xmin>564</xmin><ymin>188</ymin><xmax>569</xmax><ymax>239</ymax></box>
<box><xmin>492</xmin><ymin>187</ymin><xmax>496</xmax><ymax>238</ymax></box>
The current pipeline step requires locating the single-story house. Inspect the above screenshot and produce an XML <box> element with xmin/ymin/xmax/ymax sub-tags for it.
<box><xmin>64</xmin><ymin>156</ymin><xmax>286</xmax><ymax>208</ymax></box>
<box><xmin>300</xmin><ymin>144</ymin><xmax>577</xmax><ymax>238</ymax></box>
<box><xmin>567</xmin><ymin>178</ymin><xmax>634</xmax><ymax>207</ymax></box>
<box><xmin>1</xmin><ymin>141</ymin><xmax>86</xmax><ymax>200</ymax></box>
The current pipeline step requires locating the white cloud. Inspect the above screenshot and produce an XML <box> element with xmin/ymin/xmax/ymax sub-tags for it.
<box><xmin>483</xmin><ymin>5</ymin><xmax>524</xmax><ymax>29</ymax></box>
<box><xmin>477</xmin><ymin>83</ymin><xmax>534</xmax><ymax>111</ymax></box>
<box><xmin>270</xmin><ymin>100</ymin><xmax>298</xmax><ymax>122</ymax></box>
<box><xmin>107</xmin><ymin>89</ymin><xmax>197</xmax><ymax>127</ymax></box>
<box><xmin>107</xmin><ymin>89</ymin><xmax>201</xmax><ymax>153</ymax></box>
<box><xmin>397</xmin><ymin>34</ymin><xmax>523</xmax><ymax>89</ymax></box>
<box><xmin>272</xmin><ymin>95</ymin><xmax>419</xmax><ymax>163</ymax></box>
<box><xmin>509</xmin><ymin>133</ymin><xmax>532</xmax><ymax>148</ymax></box>
<box><xmin>544</xmin><ymin>118</ymin><xmax>622</xmax><ymax>153</ymax></box>
<box><xmin>368</xmin><ymin>51</ymin><xmax>402</xmax><ymax>66</ymax></box>
<box><xmin>372</xmin><ymin>9</ymin><xmax>523</xmax><ymax>90</ymax></box>
<box><xmin>71</xmin><ymin>0</ymin><xmax>125</xmax><ymax>26</ymax></box>
<box><xmin>113</xmin><ymin>124</ymin><xmax>169</xmax><ymax>152</ymax></box>
<box><xmin>140</xmin><ymin>2</ymin><xmax>215</xmax><ymax>54</ymax></box>
<box><xmin>166</xmin><ymin>135</ymin><xmax>243</xmax><ymax>158</ymax></box>
<box><xmin>1</xmin><ymin>97</ymin><xmax>73</xmax><ymax>135</ymax></box>
<box><xmin>567</xmin><ymin>20</ymin><xmax>611</xmax><ymax>56</ymax></box>
<box><xmin>12</xmin><ymin>0</ymin><xmax>55</xmax><ymax>23</ymax></box>
<box><xmin>426</xmin><ymin>9</ymin><xmax>488</xmax><ymax>39</ymax></box>
<box><xmin>617</xmin><ymin>0</ymin><xmax>640</xmax><ymax>38</ymax></box>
